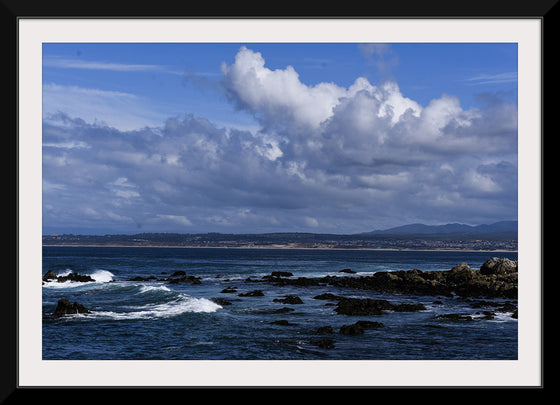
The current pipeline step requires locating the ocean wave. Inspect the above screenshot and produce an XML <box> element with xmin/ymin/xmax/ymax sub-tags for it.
<box><xmin>57</xmin><ymin>268</ymin><xmax>73</xmax><ymax>277</ymax></box>
<box><xmin>90</xmin><ymin>269</ymin><xmax>114</xmax><ymax>283</ymax></box>
<box><xmin>137</xmin><ymin>285</ymin><xmax>172</xmax><ymax>294</ymax></box>
<box><xmin>87</xmin><ymin>295</ymin><xmax>222</xmax><ymax>320</ymax></box>
<box><xmin>42</xmin><ymin>269</ymin><xmax>115</xmax><ymax>289</ymax></box>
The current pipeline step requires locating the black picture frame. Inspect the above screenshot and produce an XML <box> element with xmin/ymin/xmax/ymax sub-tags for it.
<box><xmin>6</xmin><ymin>0</ymin><xmax>554</xmax><ymax>398</ymax></box>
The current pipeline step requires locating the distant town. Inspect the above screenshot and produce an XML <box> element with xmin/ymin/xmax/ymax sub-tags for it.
<box><xmin>42</xmin><ymin>229</ymin><xmax>518</xmax><ymax>251</ymax></box>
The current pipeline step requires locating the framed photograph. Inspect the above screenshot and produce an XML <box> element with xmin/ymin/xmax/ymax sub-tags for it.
<box><xmin>11</xmin><ymin>4</ymin><xmax>549</xmax><ymax>393</ymax></box>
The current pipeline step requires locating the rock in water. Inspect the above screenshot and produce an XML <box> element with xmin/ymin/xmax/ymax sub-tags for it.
<box><xmin>272</xmin><ymin>295</ymin><xmax>304</xmax><ymax>304</ymax></box>
<box><xmin>479</xmin><ymin>257</ymin><xmax>518</xmax><ymax>275</ymax></box>
<box><xmin>53</xmin><ymin>299</ymin><xmax>91</xmax><ymax>316</ymax></box>
<box><xmin>42</xmin><ymin>270</ymin><xmax>58</xmax><ymax>282</ymax></box>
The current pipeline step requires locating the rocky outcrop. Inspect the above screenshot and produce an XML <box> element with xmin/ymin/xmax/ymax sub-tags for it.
<box><xmin>316</xmin><ymin>326</ymin><xmax>334</xmax><ymax>334</ymax></box>
<box><xmin>42</xmin><ymin>270</ymin><xmax>58</xmax><ymax>281</ymax></box>
<box><xmin>270</xmin><ymin>320</ymin><xmax>297</xmax><ymax>326</ymax></box>
<box><xmin>339</xmin><ymin>268</ymin><xmax>356</xmax><ymax>274</ymax></box>
<box><xmin>43</xmin><ymin>271</ymin><xmax>95</xmax><ymax>283</ymax></box>
<box><xmin>167</xmin><ymin>275</ymin><xmax>202</xmax><ymax>284</ymax></box>
<box><xmin>272</xmin><ymin>295</ymin><xmax>303</xmax><ymax>304</ymax></box>
<box><xmin>258</xmin><ymin>257</ymin><xmax>518</xmax><ymax>299</ymax></box>
<box><xmin>479</xmin><ymin>257</ymin><xmax>517</xmax><ymax>275</ymax></box>
<box><xmin>238</xmin><ymin>289</ymin><xmax>265</xmax><ymax>297</ymax></box>
<box><xmin>271</xmin><ymin>271</ymin><xmax>294</xmax><ymax>277</ymax></box>
<box><xmin>127</xmin><ymin>273</ymin><xmax>202</xmax><ymax>284</ymax></box>
<box><xmin>339</xmin><ymin>320</ymin><xmax>384</xmax><ymax>335</ymax></box>
<box><xmin>334</xmin><ymin>298</ymin><xmax>426</xmax><ymax>316</ymax></box>
<box><xmin>53</xmin><ymin>299</ymin><xmax>91</xmax><ymax>316</ymax></box>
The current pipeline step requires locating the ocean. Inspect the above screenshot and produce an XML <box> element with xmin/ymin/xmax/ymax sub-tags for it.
<box><xmin>42</xmin><ymin>246</ymin><xmax>518</xmax><ymax>360</ymax></box>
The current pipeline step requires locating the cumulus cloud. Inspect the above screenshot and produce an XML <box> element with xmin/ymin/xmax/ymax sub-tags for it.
<box><xmin>42</xmin><ymin>46</ymin><xmax>518</xmax><ymax>234</ymax></box>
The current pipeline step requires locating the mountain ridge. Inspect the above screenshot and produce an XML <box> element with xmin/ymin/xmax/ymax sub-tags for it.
<box><xmin>363</xmin><ymin>220</ymin><xmax>518</xmax><ymax>235</ymax></box>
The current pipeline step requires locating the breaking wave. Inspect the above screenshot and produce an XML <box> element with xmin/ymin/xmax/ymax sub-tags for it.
<box><xmin>42</xmin><ymin>269</ymin><xmax>115</xmax><ymax>289</ymax></box>
<box><xmin>89</xmin><ymin>294</ymin><xmax>221</xmax><ymax>320</ymax></box>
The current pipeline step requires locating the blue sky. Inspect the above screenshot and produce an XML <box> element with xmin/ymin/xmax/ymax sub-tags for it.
<box><xmin>42</xmin><ymin>42</ymin><xmax>518</xmax><ymax>235</ymax></box>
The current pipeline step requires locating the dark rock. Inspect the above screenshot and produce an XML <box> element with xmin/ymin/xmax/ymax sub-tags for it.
<box><xmin>355</xmin><ymin>320</ymin><xmax>384</xmax><ymax>329</ymax></box>
<box><xmin>211</xmin><ymin>298</ymin><xmax>233</xmax><ymax>306</ymax></box>
<box><xmin>335</xmin><ymin>298</ymin><xmax>390</xmax><ymax>316</ymax></box>
<box><xmin>274</xmin><ymin>307</ymin><xmax>295</xmax><ymax>313</ymax></box>
<box><xmin>130</xmin><ymin>276</ymin><xmax>151</xmax><ymax>281</ymax></box>
<box><xmin>53</xmin><ymin>299</ymin><xmax>90</xmax><ymax>316</ymax></box>
<box><xmin>313</xmin><ymin>293</ymin><xmax>343</xmax><ymax>301</ymax></box>
<box><xmin>171</xmin><ymin>270</ymin><xmax>187</xmax><ymax>277</ymax></box>
<box><xmin>496</xmin><ymin>302</ymin><xmax>518</xmax><ymax>313</ymax></box>
<box><xmin>270</xmin><ymin>320</ymin><xmax>297</xmax><ymax>326</ymax></box>
<box><xmin>340</xmin><ymin>320</ymin><xmax>385</xmax><ymax>335</ymax></box>
<box><xmin>267</xmin><ymin>277</ymin><xmax>323</xmax><ymax>287</ymax></box>
<box><xmin>339</xmin><ymin>268</ymin><xmax>356</xmax><ymax>274</ymax></box>
<box><xmin>335</xmin><ymin>260</ymin><xmax>512</xmax><ymax>298</ymax></box>
<box><xmin>310</xmin><ymin>339</ymin><xmax>335</xmax><ymax>349</ymax></box>
<box><xmin>340</xmin><ymin>323</ymin><xmax>365</xmax><ymax>335</ymax></box>
<box><xmin>470</xmin><ymin>299</ymin><xmax>499</xmax><ymax>308</ymax></box>
<box><xmin>42</xmin><ymin>270</ymin><xmax>58</xmax><ymax>281</ymax></box>
<box><xmin>238</xmin><ymin>289</ymin><xmax>264</xmax><ymax>297</ymax></box>
<box><xmin>435</xmin><ymin>313</ymin><xmax>473</xmax><ymax>321</ymax></box>
<box><xmin>447</xmin><ymin>262</ymin><xmax>474</xmax><ymax>283</ymax></box>
<box><xmin>334</xmin><ymin>298</ymin><xmax>424</xmax><ymax>316</ymax></box>
<box><xmin>316</xmin><ymin>326</ymin><xmax>334</xmax><ymax>334</ymax></box>
<box><xmin>168</xmin><ymin>275</ymin><xmax>201</xmax><ymax>284</ymax></box>
<box><xmin>257</xmin><ymin>259</ymin><xmax>517</xmax><ymax>299</ymax></box>
<box><xmin>220</xmin><ymin>286</ymin><xmax>237</xmax><ymax>293</ymax></box>
<box><xmin>273</xmin><ymin>295</ymin><xmax>303</xmax><ymax>304</ymax></box>
<box><xmin>58</xmin><ymin>273</ymin><xmax>95</xmax><ymax>283</ymax></box>
<box><xmin>480</xmin><ymin>257</ymin><xmax>517</xmax><ymax>276</ymax></box>
<box><xmin>271</xmin><ymin>271</ymin><xmax>293</xmax><ymax>277</ymax></box>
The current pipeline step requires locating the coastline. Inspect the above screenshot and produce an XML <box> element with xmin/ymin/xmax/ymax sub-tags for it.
<box><xmin>42</xmin><ymin>243</ymin><xmax>518</xmax><ymax>253</ymax></box>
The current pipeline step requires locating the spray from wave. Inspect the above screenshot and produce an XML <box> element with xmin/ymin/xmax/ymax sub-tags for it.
<box><xmin>89</xmin><ymin>270</ymin><xmax>114</xmax><ymax>283</ymax></box>
<box><xmin>88</xmin><ymin>294</ymin><xmax>222</xmax><ymax>320</ymax></box>
<box><xmin>42</xmin><ymin>269</ymin><xmax>115</xmax><ymax>288</ymax></box>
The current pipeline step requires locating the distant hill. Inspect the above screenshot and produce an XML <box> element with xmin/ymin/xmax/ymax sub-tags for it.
<box><xmin>43</xmin><ymin>220</ymin><xmax>518</xmax><ymax>250</ymax></box>
<box><xmin>364</xmin><ymin>221</ymin><xmax>518</xmax><ymax>235</ymax></box>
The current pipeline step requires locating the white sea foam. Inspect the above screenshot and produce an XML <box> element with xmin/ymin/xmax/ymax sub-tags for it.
<box><xmin>87</xmin><ymin>295</ymin><xmax>221</xmax><ymax>320</ymax></box>
<box><xmin>138</xmin><ymin>285</ymin><xmax>171</xmax><ymax>294</ymax></box>
<box><xmin>89</xmin><ymin>269</ymin><xmax>114</xmax><ymax>283</ymax></box>
<box><xmin>42</xmin><ymin>279</ymin><xmax>86</xmax><ymax>289</ymax></box>
<box><xmin>57</xmin><ymin>268</ymin><xmax>73</xmax><ymax>277</ymax></box>
<box><xmin>488</xmin><ymin>311</ymin><xmax>518</xmax><ymax>322</ymax></box>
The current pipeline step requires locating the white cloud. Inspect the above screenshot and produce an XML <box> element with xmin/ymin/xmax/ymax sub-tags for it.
<box><xmin>155</xmin><ymin>215</ymin><xmax>193</xmax><ymax>227</ymax></box>
<box><xmin>43</xmin><ymin>83</ymin><xmax>168</xmax><ymax>131</ymax></box>
<box><xmin>465</xmin><ymin>72</ymin><xmax>518</xmax><ymax>85</ymax></box>
<box><xmin>42</xmin><ymin>46</ymin><xmax>518</xmax><ymax>234</ymax></box>
<box><xmin>43</xmin><ymin>56</ymin><xmax>182</xmax><ymax>75</ymax></box>
<box><xmin>43</xmin><ymin>140</ymin><xmax>90</xmax><ymax>149</ymax></box>
<box><xmin>221</xmin><ymin>46</ymin><xmax>347</xmax><ymax>131</ymax></box>
<box><xmin>304</xmin><ymin>216</ymin><xmax>319</xmax><ymax>227</ymax></box>
<box><xmin>108</xmin><ymin>177</ymin><xmax>140</xmax><ymax>200</ymax></box>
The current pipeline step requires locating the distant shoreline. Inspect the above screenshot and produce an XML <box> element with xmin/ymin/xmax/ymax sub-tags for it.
<box><xmin>42</xmin><ymin>243</ymin><xmax>517</xmax><ymax>253</ymax></box>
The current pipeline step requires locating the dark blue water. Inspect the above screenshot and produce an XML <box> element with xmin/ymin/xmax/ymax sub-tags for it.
<box><xmin>42</xmin><ymin>246</ymin><xmax>518</xmax><ymax>360</ymax></box>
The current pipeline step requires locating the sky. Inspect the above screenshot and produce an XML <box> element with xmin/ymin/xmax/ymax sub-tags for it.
<box><xmin>42</xmin><ymin>42</ymin><xmax>518</xmax><ymax>235</ymax></box>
